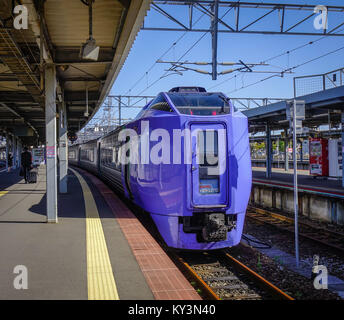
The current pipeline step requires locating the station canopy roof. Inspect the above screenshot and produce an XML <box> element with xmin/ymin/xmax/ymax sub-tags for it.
<box><xmin>242</xmin><ymin>86</ymin><xmax>344</xmax><ymax>133</ymax></box>
<box><xmin>0</xmin><ymin>0</ymin><xmax>150</xmax><ymax>145</ymax></box>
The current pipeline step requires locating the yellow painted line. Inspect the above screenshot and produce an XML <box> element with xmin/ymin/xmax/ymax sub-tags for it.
<box><xmin>70</xmin><ymin>168</ymin><xmax>119</xmax><ymax>300</ymax></box>
<box><xmin>0</xmin><ymin>191</ymin><xmax>8</xmax><ymax>197</ymax></box>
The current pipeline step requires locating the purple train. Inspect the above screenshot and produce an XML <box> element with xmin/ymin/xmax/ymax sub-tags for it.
<box><xmin>69</xmin><ymin>87</ymin><xmax>252</xmax><ymax>250</ymax></box>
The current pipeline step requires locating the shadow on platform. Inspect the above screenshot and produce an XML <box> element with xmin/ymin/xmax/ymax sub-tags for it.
<box><xmin>29</xmin><ymin>193</ymin><xmax>46</xmax><ymax>216</ymax></box>
<box><xmin>0</xmin><ymin>168</ymin><xmax>23</xmax><ymax>190</ymax></box>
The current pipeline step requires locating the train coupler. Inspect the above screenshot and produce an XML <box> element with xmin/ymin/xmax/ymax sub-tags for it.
<box><xmin>202</xmin><ymin>213</ymin><xmax>228</xmax><ymax>242</ymax></box>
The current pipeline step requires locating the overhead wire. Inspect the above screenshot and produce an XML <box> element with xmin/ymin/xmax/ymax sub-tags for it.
<box><xmin>131</xmin><ymin>5</ymin><xmax>235</xmax><ymax>104</ymax></box>
<box><xmin>207</xmin><ymin>26</ymin><xmax>344</xmax><ymax>92</ymax></box>
<box><xmin>123</xmin><ymin>12</ymin><xmax>207</xmax><ymax>96</ymax></box>
<box><xmin>227</xmin><ymin>44</ymin><xmax>344</xmax><ymax>94</ymax></box>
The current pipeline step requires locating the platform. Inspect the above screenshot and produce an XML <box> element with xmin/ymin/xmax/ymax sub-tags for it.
<box><xmin>251</xmin><ymin>167</ymin><xmax>344</xmax><ymax>225</ymax></box>
<box><xmin>253</xmin><ymin>167</ymin><xmax>344</xmax><ymax>199</ymax></box>
<box><xmin>0</xmin><ymin>166</ymin><xmax>200</xmax><ymax>300</ymax></box>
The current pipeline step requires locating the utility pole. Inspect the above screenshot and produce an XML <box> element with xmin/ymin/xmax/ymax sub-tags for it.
<box><xmin>118</xmin><ymin>96</ymin><xmax>122</xmax><ymax>126</ymax></box>
<box><xmin>287</xmin><ymin>99</ymin><xmax>305</xmax><ymax>268</ymax></box>
<box><xmin>211</xmin><ymin>0</ymin><xmax>219</xmax><ymax>80</ymax></box>
<box><xmin>292</xmin><ymin>100</ymin><xmax>300</xmax><ymax>269</ymax></box>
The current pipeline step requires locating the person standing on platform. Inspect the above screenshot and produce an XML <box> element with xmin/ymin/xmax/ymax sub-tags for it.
<box><xmin>21</xmin><ymin>147</ymin><xmax>32</xmax><ymax>183</ymax></box>
<box><xmin>7</xmin><ymin>152</ymin><xmax>13</xmax><ymax>173</ymax></box>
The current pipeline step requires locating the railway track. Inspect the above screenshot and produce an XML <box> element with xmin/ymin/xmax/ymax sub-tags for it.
<box><xmin>173</xmin><ymin>250</ymin><xmax>293</xmax><ymax>300</ymax></box>
<box><xmin>247</xmin><ymin>205</ymin><xmax>344</xmax><ymax>254</ymax></box>
<box><xmin>114</xmin><ymin>192</ymin><xmax>293</xmax><ymax>300</ymax></box>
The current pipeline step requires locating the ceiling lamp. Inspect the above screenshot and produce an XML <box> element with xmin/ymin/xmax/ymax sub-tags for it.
<box><xmin>80</xmin><ymin>0</ymin><xmax>99</xmax><ymax>61</ymax></box>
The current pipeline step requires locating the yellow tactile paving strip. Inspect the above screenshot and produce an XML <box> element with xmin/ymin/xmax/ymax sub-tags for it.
<box><xmin>70</xmin><ymin>168</ymin><xmax>119</xmax><ymax>300</ymax></box>
<box><xmin>0</xmin><ymin>191</ymin><xmax>8</xmax><ymax>197</ymax></box>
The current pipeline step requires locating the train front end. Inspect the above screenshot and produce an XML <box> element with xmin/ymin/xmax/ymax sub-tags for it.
<box><xmin>149</xmin><ymin>87</ymin><xmax>252</xmax><ymax>250</ymax></box>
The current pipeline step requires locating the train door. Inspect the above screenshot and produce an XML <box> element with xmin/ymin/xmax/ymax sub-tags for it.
<box><xmin>123</xmin><ymin>137</ymin><xmax>133</xmax><ymax>199</ymax></box>
<box><xmin>190</xmin><ymin>123</ymin><xmax>228</xmax><ymax>208</ymax></box>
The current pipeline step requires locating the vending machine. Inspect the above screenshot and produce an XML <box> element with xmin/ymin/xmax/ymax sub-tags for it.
<box><xmin>309</xmin><ymin>138</ymin><xmax>329</xmax><ymax>176</ymax></box>
<box><xmin>328</xmin><ymin>138</ymin><xmax>342</xmax><ymax>177</ymax></box>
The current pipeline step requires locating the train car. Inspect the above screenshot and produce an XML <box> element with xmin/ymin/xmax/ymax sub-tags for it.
<box><xmin>78</xmin><ymin>139</ymin><xmax>99</xmax><ymax>175</ymax></box>
<box><xmin>68</xmin><ymin>144</ymin><xmax>80</xmax><ymax>166</ymax></box>
<box><xmin>70</xmin><ymin>87</ymin><xmax>252</xmax><ymax>250</ymax></box>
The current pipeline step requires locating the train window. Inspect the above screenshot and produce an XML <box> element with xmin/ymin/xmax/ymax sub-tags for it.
<box><xmin>99</xmin><ymin>134</ymin><xmax>121</xmax><ymax>171</ymax></box>
<box><xmin>69</xmin><ymin>150</ymin><xmax>76</xmax><ymax>159</ymax></box>
<box><xmin>148</xmin><ymin>94</ymin><xmax>174</xmax><ymax>113</ymax></box>
<box><xmin>81</xmin><ymin>149</ymin><xmax>94</xmax><ymax>162</ymax></box>
<box><xmin>198</xmin><ymin>130</ymin><xmax>220</xmax><ymax>194</ymax></box>
<box><xmin>150</xmin><ymin>102</ymin><xmax>174</xmax><ymax>113</ymax></box>
<box><xmin>198</xmin><ymin>130</ymin><xmax>219</xmax><ymax>167</ymax></box>
<box><xmin>167</xmin><ymin>93</ymin><xmax>231</xmax><ymax>115</ymax></box>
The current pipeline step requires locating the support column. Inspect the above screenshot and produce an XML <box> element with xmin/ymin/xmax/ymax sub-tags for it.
<box><xmin>266</xmin><ymin>124</ymin><xmax>272</xmax><ymax>179</ymax></box>
<box><xmin>118</xmin><ymin>96</ymin><xmax>122</xmax><ymax>126</ymax></box>
<box><xmin>284</xmin><ymin>128</ymin><xmax>289</xmax><ymax>171</ymax></box>
<box><xmin>342</xmin><ymin>112</ymin><xmax>344</xmax><ymax>188</ymax></box>
<box><xmin>45</xmin><ymin>66</ymin><xmax>58</xmax><ymax>223</ymax></box>
<box><xmin>211</xmin><ymin>0</ymin><xmax>219</xmax><ymax>80</ymax></box>
<box><xmin>12</xmin><ymin>135</ymin><xmax>16</xmax><ymax>168</ymax></box>
<box><xmin>59</xmin><ymin>99</ymin><xmax>68</xmax><ymax>193</ymax></box>
<box><xmin>17</xmin><ymin>139</ymin><xmax>21</xmax><ymax>168</ymax></box>
<box><xmin>5</xmin><ymin>133</ymin><xmax>8</xmax><ymax>171</ymax></box>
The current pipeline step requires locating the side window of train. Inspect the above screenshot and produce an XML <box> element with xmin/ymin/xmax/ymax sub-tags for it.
<box><xmin>148</xmin><ymin>94</ymin><xmax>174</xmax><ymax>113</ymax></box>
<box><xmin>111</xmin><ymin>132</ymin><xmax>121</xmax><ymax>171</ymax></box>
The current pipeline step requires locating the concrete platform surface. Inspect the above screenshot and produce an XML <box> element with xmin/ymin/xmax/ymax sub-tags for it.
<box><xmin>253</xmin><ymin>168</ymin><xmax>344</xmax><ymax>197</ymax></box>
<box><xmin>0</xmin><ymin>166</ymin><xmax>200</xmax><ymax>300</ymax></box>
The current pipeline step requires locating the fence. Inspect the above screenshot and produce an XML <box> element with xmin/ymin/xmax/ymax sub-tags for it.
<box><xmin>294</xmin><ymin>67</ymin><xmax>344</xmax><ymax>97</ymax></box>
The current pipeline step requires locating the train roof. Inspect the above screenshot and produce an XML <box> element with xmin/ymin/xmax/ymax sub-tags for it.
<box><xmin>168</xmin><ymin>87</ymin><xmax>207</xmax><ymax>93</ymax></box>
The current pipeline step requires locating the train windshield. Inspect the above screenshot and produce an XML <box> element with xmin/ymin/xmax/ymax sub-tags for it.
<box><xmin>167</xmin><ymin>93</ymin><xmax>230</xmax><ymax>116</ymax></box>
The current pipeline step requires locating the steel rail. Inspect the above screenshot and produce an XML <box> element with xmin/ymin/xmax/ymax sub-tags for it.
<box><xmin>222</xmin><ymin>252</ymin><xmax>294</xmax><ymax>300</ymax></box>
<box><xmin>170</xmin><ymin>252</ymin><xmax>221</xmax><ymax>300</ymax></box>
<box><xmin>174</xmin><ymin>249</ymin><xmax>294</xmax><ymax>300</ymax></box>
<box><xmin>247</xmin><ymin>205</ymin><xmax>344</xmax><ymax>254</ymax></box>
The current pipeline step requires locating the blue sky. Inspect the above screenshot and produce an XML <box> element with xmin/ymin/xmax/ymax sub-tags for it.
<box><xmin>88</xmin><ymin>0</ymin><xmax>344</xmax><ymax>127</ymax></box>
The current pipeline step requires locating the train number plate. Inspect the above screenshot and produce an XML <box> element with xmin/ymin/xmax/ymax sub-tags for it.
<box><xmin>199</xmin><ymin>178</ymin><xmax>219</xmax><ymax>194</ymax></box>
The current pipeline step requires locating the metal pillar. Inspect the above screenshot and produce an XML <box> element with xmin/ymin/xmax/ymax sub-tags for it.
<box><xmin>45</xmin><ymin>66</ymin><xmax>58</xmax><ymax>223</ymax></box>
<box><xmin>342</xmin><ymin>112</ymin><xmax>344</xmax><ymax>188</ymax></box>
<box><xmin>284</xmin><ymin>129</ymin><xmax>289</xmax><ymax>171</ymax></box>
<box><xmin>5</xmin><ymin>133</ymin><xmax>9</xmax><ymax>171</ymax></box>
<box><xmin>292</xmin><ymin>100</ymin><xmax>300</xmax><ymax>268</ymax></box>
<box><xmin>17</xmin><ymin>139</ymin><xmax>21</xmax><ymax>168</ymax></box>
<box><xmin>211</xmin><ymin>0</ymin><xmax>219</xmax><ymax>80</ymax></box>
<box><xmin>12</xmin><ymin>135</ymin><xmax>16</xmax><ymax>169</ymax></box>
<box><xmin>266</xmin><ymin>124</ymin><xmax>272</xmax><ymax>178</ymax></box>
<box><xmin>59</xmin><ymin>99</ymin><xmax>68</xmax><ymax>193</ymax></box>
<box><xmin>118</xmin><ymin>96</ymin><xmax>122</xmax><ymax>126</ymax></box>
